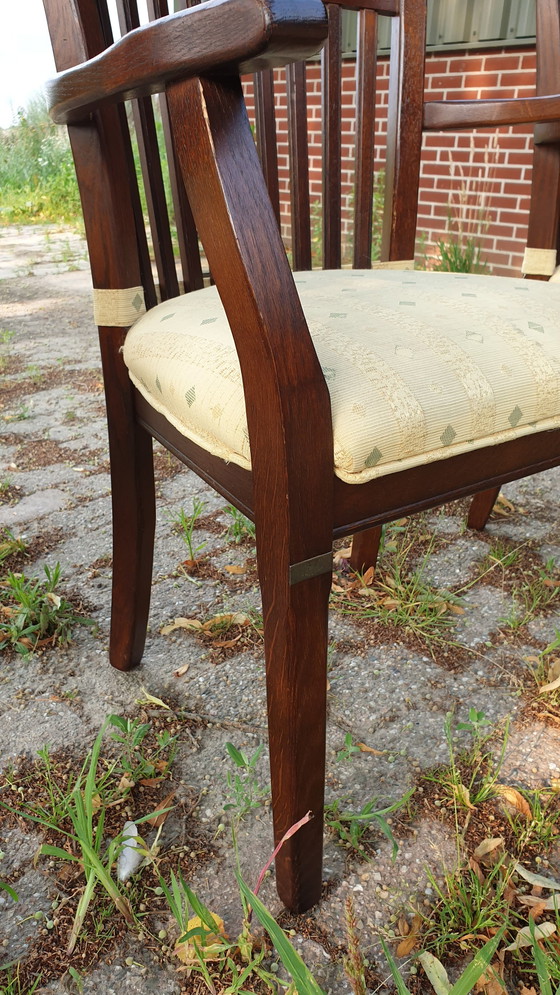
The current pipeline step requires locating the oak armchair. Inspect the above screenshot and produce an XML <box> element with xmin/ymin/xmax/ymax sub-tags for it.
<box><xmin>42</xmin><ymin>0</ymin><xmax>560</xmax><ymax>913</ymax></box>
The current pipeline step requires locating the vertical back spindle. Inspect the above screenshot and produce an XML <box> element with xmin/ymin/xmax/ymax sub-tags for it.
<box><xmin>353</xmin><ymin>8</ymin><xmax>378</xmax><ymax>268</ymax></box>
<box><xmin>321</xmin><ymin>3</ymin><xmax>342</xmax><ymax>269</ymax></box>
<box><xmin>287</xmin><ymin>61</ymin><xmax>312</xmax><ymax>270</ymax></box>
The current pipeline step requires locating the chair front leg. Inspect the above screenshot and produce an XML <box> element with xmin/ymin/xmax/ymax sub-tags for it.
<box><xmin>260</xmin><ymin>560</ymin><xmax>332</xmax><ymax>913</ymax></box>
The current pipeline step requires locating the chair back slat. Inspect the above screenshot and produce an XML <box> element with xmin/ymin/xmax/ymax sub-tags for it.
<box><xmin>321</xmin><ymin>4</ymin><xmax>342</xmax><ymax>269</ymax></box>
<box><xmin>526</xmin><ymin>0</ymin><xmax>560</xmax><ymax>262</ymax></box>
<box><xmin>287</xmin><ymin>61</ymin><xmax>313</xmax><ymax>271</ymax></box>
<box><xmin>145</xmin><ymin>0</ymin><xmax>205</xmax><ymax>292</ymax></box>
<box><xmin>353</xmin><ymin>8</ymin><xmax>378</xmax><ymax>268</ymax></box>
<box><xmin>115</xmin><ymin>0</ymin><xmax>180</xmax><ymax>300</ymax></box>
<box><xmin>254</xmin><ymin>71</ymin><xmax>281</xmax><ymax>226</ymax></box>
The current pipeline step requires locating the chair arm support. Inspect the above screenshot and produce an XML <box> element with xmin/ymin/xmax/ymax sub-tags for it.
<box><xmin>46</xmin><ymin>0</ymin><xmax>328</xmax><ymax>124</ymax></box>
<box><xmin>424</xmin><ymin>94</ymin><xmax>560</xmax><ymax>132</ymax></box>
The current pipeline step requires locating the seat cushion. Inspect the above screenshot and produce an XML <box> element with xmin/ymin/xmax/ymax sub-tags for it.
<box><xmin>123</xmin><ymin>269</ymin><xmax>560</xmax><ymax>484</ymax></box>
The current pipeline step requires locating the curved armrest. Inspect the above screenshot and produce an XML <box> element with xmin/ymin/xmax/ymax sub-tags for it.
<box><xmin>47</xmin><ymin>0</ymin><xmax>328</xmax><ymax>124</ymax></box>
<box><xmin>424</xmin><ymin>93</ymin><xmax>560</xmax><ymax>131</ymax></box>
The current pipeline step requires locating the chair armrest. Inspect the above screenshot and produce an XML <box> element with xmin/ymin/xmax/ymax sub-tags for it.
<box><xmin>47</xmin><ymin>0</ymin><xmax>328</xmax><ymax>124</ymax></box>
<box><xmin>424</xmin><ymin>94</ymin><xmax>560</xmax><ymax>131</ymax></box>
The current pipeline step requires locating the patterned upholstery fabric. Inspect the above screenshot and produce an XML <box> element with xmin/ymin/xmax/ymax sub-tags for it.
<box><xmin>123</xmin><ymin>269</ymin><xmax>560</xmax><ymax>484</ymax></box>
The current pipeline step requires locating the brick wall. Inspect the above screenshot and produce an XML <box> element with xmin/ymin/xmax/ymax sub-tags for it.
<box><xmin>244</xmin><ymin>45</ymin><xmax>536</xmax><ymax>276</ymax></box>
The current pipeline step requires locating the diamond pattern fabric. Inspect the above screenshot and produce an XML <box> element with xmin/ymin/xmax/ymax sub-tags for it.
<box><xmin>123</xmin><ymin>269</ymin><xmax>560</xmax><ymax>483</ymax></box>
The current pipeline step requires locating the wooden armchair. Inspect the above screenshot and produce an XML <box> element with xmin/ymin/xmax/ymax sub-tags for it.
<box><xmin>42</xmin><ymin>0</ymin><xmax>560</xmax><ymax>913</ymax></box>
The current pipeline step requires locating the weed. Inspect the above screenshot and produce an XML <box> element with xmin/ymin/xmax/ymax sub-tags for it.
<box><xmin>223</xmin><ymin>742</ymin><xmax>269</xmax><ymax>818</ymax></box>
<box><xmin>224</xmin><ymin>503</ymin><xmax>256</xmax><ymax>544</ymax></box>
<box><xmin>24</xmin><ymin>364</ymin><xmax>44</xmax><ymax>384</ymax></box>
<box><xmin>344</xmin><ymin>896</ymin><xmax>368</xmax><ymax>995</ymax></box>
<box><xmin>0</xmin><ymin>563</ymin><xmax>91</xmax><ymax>655</ymax></box>
<box><xmin>4</xmin><ymin>403</ymin><xmax>32</xmax><ymax>422</ymax></box>
<box><xmin>418</xmin><ymin>858</ymin><xmax>515</xmax><ymax>956</ymax></box>
<box><xmin>336</xmin><ymin>732</ymin><xmax>363</xmax><ymax>763</ymax></box>
<box><xmin>324</xmin><ymin>789</ymin><xmax>413</xmax><ymax>860</ymax></box>
<box><xmin>500</xmin><ymin>558</ymin><xmax>560</xmax><ymax>630</ymax></box>
<box><xmin>0</xmin><ymin>528</ymin><xmax>27</xmax><ymax>564</ymax></box>
<box><xmin>333</xmin><ymin>533</ymin><xmax>463</xmax><ymax>648</ymax></box>
<box><xmin>0</xmin><ymin>328</ymin><xmax>15</xmax><ymax>345</ymax></box>
<box><xmin>381</xmin><ymin>928</ymin><xmax>505</xmax><ymax>995</ymax></box>
<box><xmin>432</xmin><ymin>134</ymin><xmax>498</xmax><ymax>274</ymax></box>
<box><xmin>0</xmin><ymin>967</ymin><xmax>42</xmax><ymax>994</ymax></box>
<box><xmin>170</xmin><ymin>498</ymin><xmax>206</xmax><ymax>562</ymax></box>
<box><xmin>424</xmin><ymin>710</ymin><xmax>509</xmax><ymax>816</ymax></box>
<box><xmin>107</xmin><ymin>713</ymin><xmax>177</xmax><ymax>783</ymax></box>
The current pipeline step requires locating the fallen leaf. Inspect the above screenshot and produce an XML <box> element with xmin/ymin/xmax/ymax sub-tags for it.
<box><xmin>417</xmin><ymin>951</ymin><xmax>451</xmax><ymax>995</ymax></box>
<box><xmin>539</xmin><ymin>673</ymin><xmax>560</xmax><ymax>694</ymax></box>
<box><xmin>174</xmin><ymin>913</ymin><xmax>228</xmax><ymax>965</ymax></box>
<box><xmin>139</xmin><ymin>777</ymin><xmax>165</xmax><ymax>787</ymax></box>
<box><xmin>518</xmin><ymin>894</ymin><xmax>560</xmax><ymax>911</ymax></box>
<box><xmin>397</xmin><ymin>917</ymin><xmax>410</xmax><ymax>936</ymax></box>
<box><xmin>361</xmin><ymin>566</ymin><xmax>375</xmax><ymax>587</ymax></box>
<box><xmin>514</xmin><ymin>863</ymin><xmax>560</xmax><ymax>890</ymax></box>
<box><xmin>357</xmin><ymin>742</ymin><xmax>385</xmax><ymax>755</ymax></box>
<box><xmin>160</xmin><ymin>617</ymin><xmax>203</xmax><ymax>635</ymax></box>
<box><xmin>469</xmin><ymin>857</ymin><xmax>485</xmax><ymax>884</ymax></box>
<box><xmin>174</xmin><ymin>663</ymin><xmax>190</xmax><ymax>678</ymax></box>
<box><xmin>333</xmin><ymin>546</ymin><xmax>352</xmax><ymax>564</ymax></box>
<box><xmin>145</xmin><ymin>790</ymin><xmax>176</xmax><ymax>827</ymax></box>
<box><xmin>473</xmin><ymin>837</ymin><xmax>504</xmax><ymax>862</ymax></box>
<box><xmin>117</xmin><ymin>775</ymin><xmax>135</xmax><ymax>794</ymax></box>
<box><xmin>396</xmin><ymin>933</ymin><xmax>419</xmax><ymax>957</ymax></box>
<box><xmin>493</xmin><ymin>493</ymin><xmax>515</xmax><ymax>514</ymax></box>
<box><xmin>224</xmin><ymin>564</ymin><xmax>247</xmax><ymax>575</ymax></box>
<box><xmin>448</xmin><ymin>604</ymin><xmax>466</xmax><ymax>615</ymax></box>
<box><xmin>213</xmin><ymin>636</ymin><xmax>242</xmax><ymax>649</ymax></box>
<box><xmin>474</xmin><ymin>963</ymin><xmax>506</xmax><ymax>995</ymax></box>
<box><xmin>453</xmin><ymin>782</ymin><xmax>475</xmax><ymax>810</ymax></box>
<box><xmin>395</xmin><ymin>914</ymin><xmax>422</xmax><ymax>957</ymax></box>
<box><xmin>520</xmin><ymin>987</ymin><xmax>538</xmax><ymax>995</ymax></box>
<box><xmin>493</xmin><ymin>785</ymin><xmax>532</xmax><ymax>819</ymax></box>
<box><xmin>505</xmin><ymin>922</ymin><xmax>556</xmax><ymax>951</ymax></box>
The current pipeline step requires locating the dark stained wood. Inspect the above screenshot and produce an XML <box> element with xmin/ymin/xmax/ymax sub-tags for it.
<box><xmin>117</xmin><ymin>0</ymin><xmax>180</xmax><ymax>300</ymax></box>
<box><xmin>467</xmin><ymin>487</ymin><xmax>501</xmax><ymax>532</ymax></box>
<box><xmin>525</xmin><ymin>0</ymin><xmax>560</xmax><ymax>264</ymax></box>
<box><xmin>350</xmin><ymin>526</ymin><xmax>382</xmax><ymax>573</ymax></box>
<box><xmin>47</xmin><ymin>0</ymin><xmax>329</xmax><ymax>124</ymax></box>
<box><xmin>42</xmin><ymin>0</ymin><xmax>560</xmax><ymax>916</ymax></box>
<box><xmin>328</xmin><ymin>0</ymin><xmax>399</xmax><ymax>11</ymax></box>
<box><xmin>287</xmin><ymin>60</ymin><xmax>312</xmax><ymax>270</ymax></box>
<box><xmin>254</xmin><ymin>70</ymin><xmax>281</xmax><ymax>225</ymax></box>
<box><xmin>424</xmin><ymin>94</ymin><xmax>560</xmax><ymax>132</ymax></box>
<box><xmin>322</xmin><ymin>3</ymin><xmax>342</xmax><ymax>268</ymax></box>
<box><xmin>166</xmin><ymin>72</ymin><xmax>334</xmax><ymax>909</ymax></box>
<box><xmin>382</xmin><ymin>0</ymin><xmax>426</xmax><ymax>260</ymax></box>
<box><xmin>353</xmin><ymin>8</ymin><xmax>378</xmax><ymax>268</ymax></box>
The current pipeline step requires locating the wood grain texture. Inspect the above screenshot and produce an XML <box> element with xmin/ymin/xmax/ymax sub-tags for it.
<box><xmin>424</xmin><ymin>93</ymin><xmax>560</xmax><ymax>131</ymax></box>
<box><xmin>47</xmin><ymin>0</ymin><xmax>328</xmax><ymax>123</ymax></box>
<box><xmin>42</xmin><ymin>0</ymin><xmax>560</xmax><ymax>915</ymax></box>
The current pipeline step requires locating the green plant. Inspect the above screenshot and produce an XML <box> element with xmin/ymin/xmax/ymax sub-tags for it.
<box><xmin>324</xmin><ymin>789</ymin><xmax>414</xmax><ymax>860</ymax></box>
<box><xmin>0</xmin><ymin>563</ymin><xmax>91</xmax><ymax>655</ymax></box>
<box><xmin>500</xmin><ymin>558</ymin><xmax>560</xmax><ymax>630</ymax></box>
<box><xmin>425</xmin><ymin>710</ymin><xmax>509</xmax><ymax>815</ymax></box>
<box><xmin>171</xmin><ymin>498</ymin><xmax>206</xmax><ymax>561</ymax></box>
<box><xmin>0</xmin><ymin>328</ymin><xmax>15</xmax><ymax>345</ymax></box>
<box><xmin>419</xmin><ymin>859</ymin><xmax>515</xmax><ymax>957</ymax></box>
<box><xmin>432</xmin><ymin>135</ymin><xmax>498</xmax><ymax>274</ymax></box>
<box><xmin>0</xmin><ymin>95</ymin><xmax>81</xmax><ymax>225</ymax></box>
<box><xmin>343</xmin><ymin>896</ymin><xmax>368</xmax><ymax>995</ymax></box>
<box><xmin>223</xmin><ymin>742</ymin><xmax>269</xmax><ymax>818</ymax></box>
<box><xmin>0</xmin><ymin>966</ymin><xmax>42</xmax><ymax>995</ymax></box>
<box><xmin>107</xmin><ymin>713</ymin><xmax>177</xmax><ymax>783</ymax></box>
<box><xmin>224</xmin><ymin>504</ymin><xmax>256</xmax><ymax>544</ymax></box>
<box><xmin>333</xmin><ymin>534</ymin><xmax>463</xmax><ymax>649</ymax></box>
<box><xmin>0</xmin><ymin>529</ymin><xmax>27</xmax><ymax>564</ymax></box>
<box><xmin>381</xmin><ymin>928</ymin><xmax>506</xmax><ymax>995</ymax></box>
<box><xmin>336</xmin><ymin>732</ymin><xmax>362</xmax><ymax>763</ymax></box>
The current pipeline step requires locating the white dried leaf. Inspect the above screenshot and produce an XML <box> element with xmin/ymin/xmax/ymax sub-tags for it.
<box><xmin>117</xmin><ymin>821</ymin><xmax>144</xmax><ymax>882</ymax></box>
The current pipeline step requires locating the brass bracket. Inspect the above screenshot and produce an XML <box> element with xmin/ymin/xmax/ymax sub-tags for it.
<box><xmin>289</xmin><ymin>551</ymin><xmax>333</xmax><ymax>586</ymax></box>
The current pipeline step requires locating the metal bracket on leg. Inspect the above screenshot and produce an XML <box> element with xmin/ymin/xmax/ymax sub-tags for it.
<box><xmin>289</xmin><ymin>551</ymin><xmax>333</xmax><ymax>586</ymax></box>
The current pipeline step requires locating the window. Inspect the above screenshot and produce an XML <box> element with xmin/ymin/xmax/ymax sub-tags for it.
<box><xmin>341</xmin><ymin>0</ymin><xmax>536</xmax><ymax>55</ymax></box>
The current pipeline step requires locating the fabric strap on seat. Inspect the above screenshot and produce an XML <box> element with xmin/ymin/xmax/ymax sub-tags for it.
<box><xmin>92</xmin><ymin>287</ymin><xmax>147</xmax><ymax>327</ymax></box>
<box><xmin>522</xmin><ymin>247</ymin><xmax>557</xmax><ymax>277</ymax></box>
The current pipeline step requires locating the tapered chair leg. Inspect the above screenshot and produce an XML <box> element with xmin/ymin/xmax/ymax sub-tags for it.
<box><xmin>350</xmin><ymin>525</ymin><xmax>382</xmax><ymax>574</ymax></box>
<box><xmin>467</xmin><ymin>486</ymin><xmax>500</xmax><ymax>531</ymax></box>
<box><xmin>261</xmin><ymin>566</ymin><xmax>332</xmax><ymax>912</ymax></box>
<box><xmin>100</xmin><ymin>332</ymin><xmax>156</xmax><ymax>672</ymax></box>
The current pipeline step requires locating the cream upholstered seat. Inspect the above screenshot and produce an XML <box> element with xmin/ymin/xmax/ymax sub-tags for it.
<box><xmin>124</xmin><ymin>268</ymin><xmax>560</xmax><ymax>484</ymax></box>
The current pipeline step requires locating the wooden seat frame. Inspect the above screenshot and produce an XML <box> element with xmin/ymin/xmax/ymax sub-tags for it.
<box><xmin>42</xmin><ymin>0</ymin><xmax>560</xmax><ymax>912</ymax></box>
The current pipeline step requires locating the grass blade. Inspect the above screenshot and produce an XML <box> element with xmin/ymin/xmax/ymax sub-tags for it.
<box><xmin>236</xmin><ymin>873</ymin><xmax>326</xmax><ymax>995</ymax></box>
<box><xmin>380</xmin><ymin>938</ymin><xmax>412</xmax><ymax>995</ymax></box>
